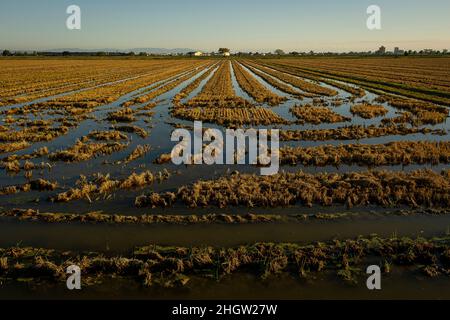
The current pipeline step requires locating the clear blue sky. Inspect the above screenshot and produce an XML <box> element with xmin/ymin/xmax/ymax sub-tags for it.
<box><xmin>1</xmin><ymin>0</ymin><xmax>449</xmax><ymax>52</ymax></box>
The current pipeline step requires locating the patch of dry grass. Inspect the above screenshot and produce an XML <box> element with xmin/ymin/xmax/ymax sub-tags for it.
<box><xmin>49</xmin><ymin>140</ymin><xmax>127</xmax><ymax>162</ymax></box>
<box><xmin>0</xmin><ymin>141</ymin><xmax>30</xmax><ymax>153</ymax></box>
<box><xmin>87</xmin><ymin>130</ymin><xmax>128</xmax><ymax>141</ymax></box>
<box><xmin>139</xmin><ymin>169</ymin><xmax>450</xmax><ymax>209</ymax></box>
<box><xmin>280</xmin><ymin>141</ymin><xmax>450</xmax><ymax>166</ymax></box>
<box><xmin>114</xmin><ymin>125</ymin><xmax>148</xmax><ymax>138</ymax></box>
<box><xmin>232</xmin><ymin>61</ymin><xmax>286</xmax><ymax>106</ymax></box>
<box><xmin>106</xmin><ymin>108</ymin><xmax>136</xmax><ymax>123</ymax></box>
<box><xmin>171</xmin><ymin>107</ymin><xmax>288</xmax><ymax>126</ymax></box>
<box><xmin>350</xmin><ymin>104</ymin><xmax>388</xmax><ymax>119</ymax></box>
<box><xmin>0</xmin><ymin>235</ymin><xmax>449</xmax><ymax>286</ymax></box>
<box><xmin>52</xmin><ymin>170</ymin><xmax>170</xmax><ymax>203</ymax></box>
<box><xmin>121</xmin><ymin>144</ymin><xmax>151</xmax><ymax>163</ymax></box>
<box><xmin>0</xmin><ymin>179</ymin><xmax>57</xmax><ymax>195</ymax></box>
<box><xmin>377</xmin><ymin>95</ymin><xmax>448</xmax><ymax>125</ymax></box>
<box><xmin>290</xmin><ymin>104</ymin><xmax>351</xmax><ymax>124</ymax></box>
<box><xmin>279</xmin><ymin>125</ymin><xmax>444</xmax><ymax>141</ymax></box>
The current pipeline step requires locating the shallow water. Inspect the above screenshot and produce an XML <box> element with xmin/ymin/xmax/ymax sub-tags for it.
<box><xmin>0</xmin><ymin>213</ymin><xmax>448</xmax><ymax>253</ymax></box>
<box><xmin>0</xmin><ymin>59</ymin><xmax>449</xmax><ymax>298</ymax></box>
<box><xmin>2</xmin><ymin>268</ymin><xmax>450</xmax><ymax>300</ymax></box>
<box><xmin>1</xmin><ymin>61</ymin><xmax>449</xmax><ymax>213</ymax></box>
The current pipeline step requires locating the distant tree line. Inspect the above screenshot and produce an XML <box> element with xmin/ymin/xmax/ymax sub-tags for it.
<box><xmin>1</xmin><ymin>48</ymin><xmax>449</xmax><ymax>57</ymax></box>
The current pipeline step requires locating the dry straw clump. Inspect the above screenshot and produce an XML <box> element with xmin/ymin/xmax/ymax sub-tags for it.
<box><xmin>2</xmin><ymin>146</ymin><xmax>49</xmax><ymax>162</ymax></box>
<box><xmin>0</xmin><ymin>160</ymin><xmax>21</xmax><ymax>173</ymax></box>
<box><xmin>350</xmin><ymin>104</ymin><xmax>388</xmax><ymax>119</ymax></box>
<box><xmin>279</xmin><ymin>124</ymin><xmax>444</xmax><ymax>141</ymax></box>
<box><xmin>1</xmin><ymin>235</ymin><xmax>449</xmax><ymax>286</ymax></box>
<box><xmin>171</xmin><ymin>107</ymin><xmax>288</xmax><ymax>126</ymax></box>
<box><xmin>114</xmin><ymin>125</ymin><xmax>148</xmax><ymax>138</ymax></box>
<box><xmin>52</xmin><ymin>170</ymin><xmax>170</xmax><ymax>203</ymax></box>
<box><xmin>0</xmin><ymin>179</ymin><xmax>57</xmax><ymax>195</ymax></box>
<box><xmin>290</xmin><ymin>104</ymin><xmax>351</xmax><ymax>124</ymax></box>
<box><xmin>138</xmin><ymin>169</ymin><xmax>450</xmax><ymax>209</ymax></box>
<box><xmin>172</xmin><ymin>64</ymin><xmax>217</xmax><ymax>107</ymax></box>
<box><xmin>122</xmin><ymin>144</ymin><xmax>151</xmax><ymax>163</ymax></box>
<box><xmin>0</xmin><ymin>125</ymin><xmax>69</xmax><ymax>143</ymax></box>
<box><xmin>242</xmin><ymin>63</ymin><xmax>305</xmax><ymax>98</ymax></box>
<box><xmin>245</xmin><ymin>62</ymin><xmax>337</xmax><ymax>96</ymax></box>
<box><xmin>154</xmin><ymin>153</ymin><xmax>172</xmax><ymax>164</ymax></box>
<box><xmin>0</xmin><ymin>209</ymin><xmax>282</xmax><ymax>225</ymax></box>
<box><xmin>185</xmin><ymin>61</ymin><xmax>252</xmax><ymax>108</ymax></box>
<box><xmin>246</xmin><ymin>60</ymin><xmax>365</xmax><ymax>97</ymax></box>
<box><xmin>87</xmin><ymin>130</ymin><xmax>128</xmax><ymax>141</ymax></box>
<box><xmin>280</xmin><ymin>141</ymin><xmax>450</xmax><ymax>166</ymax></box>
<box><xmin>0</xmin><ymin>141</ymin><xmax>30</xmax><ymax>153</ymax></box>
<box><xmin>1</xmin><ymin>159</ymin><xmax>50</xmax><ymax>174</ymax></box>
<box><xmin>231</xmin><ymin>61</ymin><xmax>286</xmax><ymax>106</ymax></box>
<box><xmin>131</xmin><ymin>66</ymin><xmax>208</xmax><ymax>106</ymax></box>
<box><xmin>49</xmin><ymin>139</ymin><xmax>127</xmax><ymax>162</ymax></box>
<box><xmin>107</xmin><ymin>107</ymin><xmax>136</xmax><ymax>123</ymax></box>
<box><xmin>2</xmin><ymin>208</ymin><xmax>447</xmax><ymax>225</ymax></box>
<box><xmin>376</xmin><ymin>95</ymin><xmax>448</xmax><ymax>125</ymax></box>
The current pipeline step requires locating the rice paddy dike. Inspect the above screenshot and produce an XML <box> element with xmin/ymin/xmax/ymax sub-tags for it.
<box><xmin>0</xmin><ymin>56</ymin><xmax>449</xmax><ymax>299</ymax></box>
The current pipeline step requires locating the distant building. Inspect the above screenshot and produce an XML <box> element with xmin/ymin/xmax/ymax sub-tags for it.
<box><xmin>187</xmin><ymin>51</ymin><xmax>204</xmax><ymax>57</ymax></box>
<box><xmin>223</xmin><ymin>52</ymin><xmax>231</xmax><ymax>57</ymax></box>
<box><xmin>394</xmin><ymin>47</ymin><xmax>404</xmax><ymax>55</ymax></box>
<box><xmin>376</xmin><ymin>46</ymin><xmax>386</xmax><ymax>55</ymax></box>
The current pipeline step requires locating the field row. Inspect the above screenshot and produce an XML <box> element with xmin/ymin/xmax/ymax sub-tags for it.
<box><xmin>136</xmin><ymin>169</ymin><xmax>450</xmax><ymax>208</ymax></box>
<box><xmin>0</xmin><ymin>60</ymin><xmax>203</xmax><ymax>105</ymax></box>
<box><xmin>256</xmin><ymin>58</ymin><xmax>450</xmax><ymax>105</ymax></box>
<box><xmin>0</xmin><ymin>235</ymin><xmax>449</xmax><ymax>287</ymax></box>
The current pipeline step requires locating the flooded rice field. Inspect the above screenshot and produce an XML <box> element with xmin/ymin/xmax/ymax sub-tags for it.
<box><xmin>0</xmin><ymin>57</ymin><xmax>449</xmax><ymax>299</ymax></box>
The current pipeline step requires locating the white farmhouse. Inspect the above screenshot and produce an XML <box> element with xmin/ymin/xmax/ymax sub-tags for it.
<box><xmin>223</xmin><ymin>52</ymin><xmax>231</xmax><ymax>57</ymax></box>
<box><xmin>194</xmin><ymin>51</ymin><xmax>203</xmax><ymax>56</ymax></box>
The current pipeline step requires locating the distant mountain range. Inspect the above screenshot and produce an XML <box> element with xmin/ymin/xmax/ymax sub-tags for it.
<box><xmin>43</xmin><ymin>48</ymin><xmax>198</xmax><ymax>54</ymax></box>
